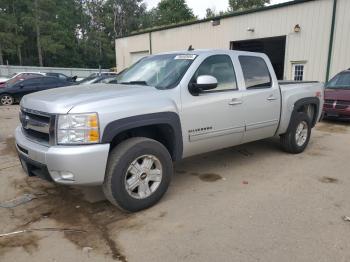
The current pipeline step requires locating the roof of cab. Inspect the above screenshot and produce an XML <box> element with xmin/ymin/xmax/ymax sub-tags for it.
<box><xmin>157</xmin><ymin>49</ymin><xmax>266</xmax><ymax>57</ymax></box>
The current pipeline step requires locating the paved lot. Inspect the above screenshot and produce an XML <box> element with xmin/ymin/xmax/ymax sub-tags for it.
<box><xmin>0</xmin><ymin>105</ymin><xmax>350</xmax><ymax>262</ymax></box>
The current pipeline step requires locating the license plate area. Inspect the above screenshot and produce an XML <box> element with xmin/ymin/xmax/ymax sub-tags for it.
<box><xmin>327</xmin><ymin>112</ymin><xmax>339</xmax><ymax>117</ymax></box>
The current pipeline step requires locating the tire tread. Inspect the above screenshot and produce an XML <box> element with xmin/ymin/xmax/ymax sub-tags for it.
<box><xmin>280</xmin><ymin>112</ymin><xmax>311</xmax><ymax>154</ymax></box>
<box><xmin>103</xmin><ymin>137</ymin><xmax>172</xmax><ymax>212</ymax></box>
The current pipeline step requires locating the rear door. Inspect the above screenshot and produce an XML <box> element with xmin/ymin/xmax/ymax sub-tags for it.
<box><xmin>37</xmin><ymin>77</ymin><xmax>62</xmax><ymax>91</ymax></box>
<box><xmin>238</xmin><ymin>55</ymin><xmax>281</xmax><ymax>143</ymax></box>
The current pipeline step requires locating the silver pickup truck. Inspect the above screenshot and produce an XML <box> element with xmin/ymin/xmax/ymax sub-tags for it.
<box><xmin>15</xmin><ymin>50</ymin><xmax>324</xmax><ymax>212</ymax></box>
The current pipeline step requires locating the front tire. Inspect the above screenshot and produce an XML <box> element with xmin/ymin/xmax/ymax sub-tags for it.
<box><xmin>103</xmin><ymin>137</ymin><xmax>173</xmax><ymax>212</ymax></box>
<box><xmin>0</xmin><ymin>94</ymin><xmax>14</xmax><ymax>105</ymax></box>
<box><xmin>280</xmin><ymin>112</ymin><xmax>311</xmax><ymax>154</ymax></box>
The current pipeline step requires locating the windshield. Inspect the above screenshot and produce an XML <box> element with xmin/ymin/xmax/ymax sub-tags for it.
<box><xmin>118</xmin><ymin>54</ymin><xmax>196</xmax><ymax>89</ymax></box>
<box><xmin>326</xmin><ymin>72</ymin><xmax>350</xmax><ymax>89</ymax></box>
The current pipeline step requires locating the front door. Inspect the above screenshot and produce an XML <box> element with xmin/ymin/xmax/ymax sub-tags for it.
<box><xmin>14</xmin><ymin>78</ymin><xmax>41</xmax><ymax>99</ymax></box>
<box><xmin>180</xmin><ymin>54</ymin><xmax>245</xmax><ymax>158</ymax></box>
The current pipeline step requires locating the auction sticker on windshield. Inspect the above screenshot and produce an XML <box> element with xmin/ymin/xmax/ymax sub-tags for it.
<box><xmin>175</xmin><ymin>54</ymin><xmax>197</xmax><ymax>60</ymax></box>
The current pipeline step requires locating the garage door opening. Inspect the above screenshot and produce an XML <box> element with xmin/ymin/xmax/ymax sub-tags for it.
<box><xmin>130</xmin><ymin>51</ymin><xmax>150</xmax><ymax>64</ymax></box>
<box><xmin>230</xmin><ymin>36</ymin><xmax>286</xmax><ymax>80</ymax></box>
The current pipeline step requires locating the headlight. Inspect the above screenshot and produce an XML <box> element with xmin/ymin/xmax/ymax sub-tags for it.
<box><xmin>57</xmin><ymin>113</ymin><xmax>100</xmax><ymax>144</ymax></box>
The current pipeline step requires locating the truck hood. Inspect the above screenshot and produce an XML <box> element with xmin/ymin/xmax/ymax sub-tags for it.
<box><xmin>21</xmin><ymin>84</ymin><xmax>158</xmax><ymax>113</ymax></box>
<box><xmin>325</xmin><ymin>88</ymin><xmax>350</xmax><ymax>101</ymax></box>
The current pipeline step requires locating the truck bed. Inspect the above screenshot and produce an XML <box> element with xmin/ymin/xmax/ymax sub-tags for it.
<box><xmin>279</xmin><ymin>80</ymin><xmax>319</xmax><ymax>85</ymax></box>
<box><xmin>277</xmin><ymin>81</ymin><xmax>324</xmax><ymax>135</ymax></box>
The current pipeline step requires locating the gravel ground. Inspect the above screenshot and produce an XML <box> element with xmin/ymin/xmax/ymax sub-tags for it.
<box><xmin>0</xmin><ymin>105</ymin><xmax>350</xmax><ymax>262</ymax></box>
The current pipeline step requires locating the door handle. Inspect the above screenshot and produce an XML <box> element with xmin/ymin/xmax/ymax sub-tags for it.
<box><xmin>267</xmin><ymin>95</ymin><xmax>277</xmax><ymax>101</ymax></box>
<box><xmin>229</xmin><ymin>98</ymin><xmax>243</xmax><ymax>105</ymax></box>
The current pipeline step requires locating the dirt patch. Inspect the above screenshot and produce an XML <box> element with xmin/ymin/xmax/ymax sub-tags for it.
<box><xmin>199</xmin><ymin>173</ymin><xmax>222</xmax><ymax>182</ymax></box>
<box><xmin>175</xmin><ymin>170</ymin><xmax>187</xmax><ymax>174</ymax></box>
<box><xmin>319</xmin><ymin>176</ymin><xmax>339</xmax><ymax>183</ymax></box>
<box><xmin>0</xmin><ymin>137</ymin><xmax>17</xmax><ymax>157</ymax></box>
<box><xmin>237</xmin><ymin>149</ymin><xmax>253</xmax><ymax>157</ymax></box>
<box><xmin>0</xmin><ymin>233</ymin><xmax>40</xmax><ymax>256</ymax></box>
<box><xmin>159</xmin><ymin>211</ymin><xmax>167</xmax><ymax>218</ymax></box>
<box><xmin>306</xmin><ymin>151</ymin><xmax>324</xmax><ymax>157</ymax></box>
<box><xmin>4</xmin><ymin>177</ymin><xmax>136</xmax><ymax>261</ymax></box>
<box><xmin>316</xmin><ymin>123</ymin><xmax>348</xmax><ymax>134</ymax></box>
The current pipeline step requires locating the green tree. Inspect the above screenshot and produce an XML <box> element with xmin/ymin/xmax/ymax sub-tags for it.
<box><xmin>228</xmin><ymin>0</ymin><xmax>270</xmax><ymax>11</ymax></box>
<box><xmin>22</xmin><ymin>0</ymin><xmax>69</xmax><ymax>66</ymax></box>
<box><xmin>156</xmin><ymin>0</ymin><xmax>195</xmax><ymax>26</ymax></box>
<box><xmin>0</xmin><ymin>0</ymin><xmax>158</xmax><ymax>68</ymax></box>
<box><xmin>139</xmin><ymin>7</ymin><xmax>158</xmax><ymax>29</ymax></box>
<box><xmin>104</xmin><ymin>0</ymin><xmax>147</xmax><ymax>37</ymax></box>
<box><xmin>205</xmin><ymin>8</ymin><xmax>216</xmax><ymax>18</ymax></box>
<box><xmin>0</xmin><ymin>0</ymin><xmax>24</xmax><ymax>65</ymax></box>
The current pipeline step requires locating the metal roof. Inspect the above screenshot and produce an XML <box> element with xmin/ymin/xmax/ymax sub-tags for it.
<box><xmin>117</xmin><ymin>0</ymin><xmax>317</xmax><ymax>39</ymax></box>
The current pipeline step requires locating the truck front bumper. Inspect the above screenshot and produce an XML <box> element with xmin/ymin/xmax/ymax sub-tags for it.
<box><xmin>15</xmin><ymin>126</ymin><xmax>110</xmax><ymax>185</ymax></box>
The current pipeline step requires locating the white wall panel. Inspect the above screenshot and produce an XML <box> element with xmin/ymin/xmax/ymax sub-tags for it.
<box><xmin>329</xmin><ymin>0</ymin><xmax>350</xmax><ymax>78</ymax></box>
<box><xmin>115</xmin><ymin>34</ymin><xmax>150</xmax><ymax>70</ymax></box>
<box><xmin>116</xmin><ymin>0</ymin><xmax>338</xmax><ymax>81</ymax></box>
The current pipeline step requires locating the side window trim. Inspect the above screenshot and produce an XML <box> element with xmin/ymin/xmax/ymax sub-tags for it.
<box><xmin>239</xmin><ymin>55</ymin><xmax>272</xmax><ymax>90</ymax></box>
<box><xmin>190</xmin><ymin>54</ymin><xmax>238</xmax><ymax>94</ymax></box>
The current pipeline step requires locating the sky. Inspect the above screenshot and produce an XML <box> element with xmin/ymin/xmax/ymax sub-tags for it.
<box><xmin>144</xmin><ymin>0</ymin><xmax>291</xmax><ymax>18</ymax></box>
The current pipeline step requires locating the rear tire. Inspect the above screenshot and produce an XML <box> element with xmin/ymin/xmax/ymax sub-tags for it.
<box><xmin>0</xmin><ymin>94</ymin><xmax>14</xmax><ymax>105</ymax></box>
<box><xmin>103</xmin><ymin>137</ymin><xmax>173</xmax><ymax>212</ymax></box>
<box><xmin>280</xmin><ymin>112</ymin><xmax>311</xmax><ymax>154</ymax></box>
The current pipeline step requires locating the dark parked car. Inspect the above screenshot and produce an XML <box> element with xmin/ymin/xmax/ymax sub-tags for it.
<box><xmin>0</xmin><ymin>72</ymin><xmax>44</xmax><ymax>88</ymax></box>
<box><xmin>323</xmin><ymin>69</ymin><xmax>350</xmax><ymax>120</ymax></box>
<box><xmin>45</xmin><ymin>72</ymin><xmax>77</xmax><ymax>82</ymax></box>
<box><xmin>0</xmin><ymin>76</ymin><xmax>73</xmax><ymax>105</ymax></box>
<box><xmin>78</xmin><ymin>74</ymin><xmax>117</xmax><ymax>85</ymax></box>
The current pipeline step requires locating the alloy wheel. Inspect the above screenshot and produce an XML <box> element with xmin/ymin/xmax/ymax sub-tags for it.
<box><xmin>0</xmin><ymin>95</ymin><xmax>14</xmax><ymax>105</ymax></box>
<box><xmin>124</xmin><ymin>155</ymin><xmax>163</xmax><ymax>199</ymax></box>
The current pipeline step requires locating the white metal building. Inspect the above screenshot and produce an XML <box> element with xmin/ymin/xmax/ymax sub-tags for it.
<box><xmin>115</xmin><ymin>0</ymin><xmax>349</xmax><ymax>82</ymax></box>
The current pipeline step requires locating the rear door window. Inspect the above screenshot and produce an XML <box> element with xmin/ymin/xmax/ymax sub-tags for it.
<box><xmin>39</xmin><ymin>78</ymin><xmax>60</xmax><ymax>88</ymax></box>
<box><xmin>239</xmin><ymin>56</ymin><xmax>272</xmax><ymax>89</ymax></box>
<box><xmin>22</xmin><ymin>78</ymin><xmax>41</xmax><ymax>87</ymax></box>
<box><xmin>41</xmin><ymin>77</ymin><xmax>57</xmax><ymax>84</ymax></box>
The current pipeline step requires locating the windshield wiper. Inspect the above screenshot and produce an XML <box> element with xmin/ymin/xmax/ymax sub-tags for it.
<box><xmin>120</xmin><ymin>81</ymin><xmax>149</xmax><ymax>86</ymax></box>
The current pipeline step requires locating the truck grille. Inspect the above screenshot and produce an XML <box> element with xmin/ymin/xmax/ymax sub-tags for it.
<box><xmin>324</xmin><ymin>99</ymin><xmax>335</xmax><ymax>108</ymax></box>
<box><xmin>20</xmin><ymin>108</ymin><xmax>55</xmax><ymax>145</ymax></box>
<box><xmin>324</xmin><ymin>99</ymin><xmax>350</xmax><ymax>110</ymax></box>
<box><xmin>335</xmin><ymin>100</ymin><xmax>350</xmax><ymax>109</ymax></box>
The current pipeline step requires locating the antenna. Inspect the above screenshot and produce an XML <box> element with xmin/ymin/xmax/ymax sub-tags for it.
<box><xmin>188</xmin><ymin>45</ymin><xmax>194</xmax><ymax>51</ymax></box>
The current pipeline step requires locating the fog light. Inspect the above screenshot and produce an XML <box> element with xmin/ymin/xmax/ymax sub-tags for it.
<box><xmin>51</xmin><ymin>171</ymin><xmax>75</xmax><ymax>181</ymax></box>
<box><xmin>60</xmin><ymin>171</ymin><xmax>74</xmax><ymax>181</ymax></box>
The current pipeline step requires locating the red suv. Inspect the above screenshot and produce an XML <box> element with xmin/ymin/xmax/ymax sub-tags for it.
<box><xmin>323</xmin><ymin>69</ymin><xmax>350</xmax><ymax>120</ymax></box>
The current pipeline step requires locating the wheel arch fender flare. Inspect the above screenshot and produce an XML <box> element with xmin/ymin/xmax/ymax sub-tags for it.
<box><xmin>288</xmin><ymin>97</ymin><xmax>320</xmax><ymax>131</ymax></box>
<box><xmin>101</xmin><ymin>112</ymin><xmax>183</xmax><ymax>161</ymax></box>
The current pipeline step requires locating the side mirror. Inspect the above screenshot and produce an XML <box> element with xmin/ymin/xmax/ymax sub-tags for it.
<box><xmin>189</xmin><ymin>75</ymin><xmax>218</xmax><ymax>94</ymax></box>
